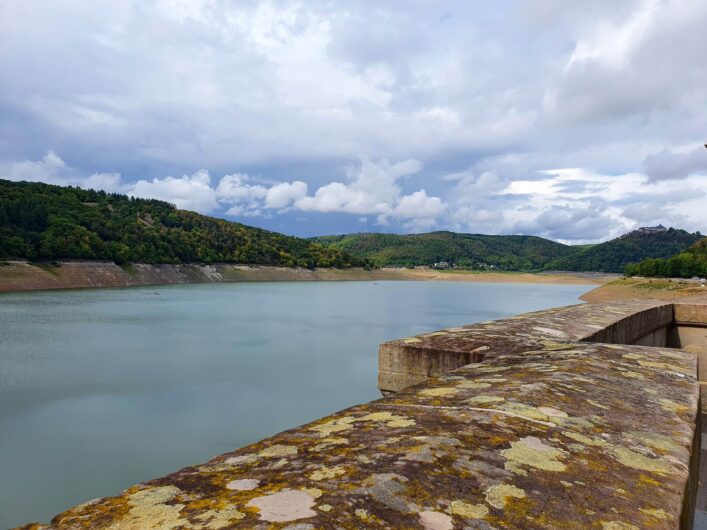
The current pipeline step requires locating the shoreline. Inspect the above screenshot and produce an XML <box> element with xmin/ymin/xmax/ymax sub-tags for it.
<box><xmin>0</xmin><ymin>260</ymin><xmax>609</xmax><ymax>294</ymax></box>
<box><xmin>580</xmin><ymin>277</ymin><xmax>707</xmax><ymax>303</ymax></box>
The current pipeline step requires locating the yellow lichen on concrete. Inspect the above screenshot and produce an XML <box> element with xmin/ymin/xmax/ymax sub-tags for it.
<box><xmin>467</xmin><ymin>395</ymin><xmax>504</xmax><ymax>404</ymax></box>
<box><xmin>308</xmin><ymin>465</ymin><xmax>346</xmax><ymax>481</ymax></box>
<box><xmin>449</xmin><ymin>500</ymin><xmax>488</xmax><ymax>519</ymax></box>
<box><xmin>302</xmin><ymin>488</ymin><xmax>322</xmax><ymax>499</ymax></box>
<box><xmin>484</xmin><ymin>484</ymin><xmax>526</xmax><ymax>510</ymax></box>
<box><xmin>562</xmin><ymin>431</ymin><xmax>607</xmax><ymax>447</ymax></box>
<box><xmin>359</xmin><ymin>411</ymin><xmax>416</xmax><ymax>428</ymax></box>
<box><xmin>639</xmin><ymin>507</ymin><xmax>671</xmax><ymax>520</ymax></box>
<box><xmin>601</xmin><ymin>521</ymin><xmax>639</xmax><ymax>530</ymax></box>
<box><xmin>612</xmin><ymin>447</ymin><xmax>672</xmax><ymax>475</ymax></box>
<box><xmin>193</xmin><ymin>506</ymin><xmax>245</xmax><ymax>528</ymax></box>
<box><xmin>497</xmin><ymin>403</ymin><xmax>555</xmax><ymax>423</ymax></box>
<box><xmin>419</xmin><ymin>387</ymin><xmax>458</xmax><ymax>397</ymax></box>
<box><xmin>624</xmin><ymin>432</ymin><xmax>678</xmax><ymax>453</ymax></box>
<box><xmin>637</xmin><ymin>360</ymin><xmax>686</xmax><ymax>373</ymax></box>
<box><xmin>309</xmin><ymin>416</ymin><xmax>355</xmax><ymax>436</ymax></box>
<box><xmin>501</xmin><ymin>436</ymin><xmax>567</xmax><ymax>473</ymax></box>
<box><xmin>659</xmin><ymin>399</ymin><xmax>689</xmax><ymax>414</ymax></box>
<box><xmin>456</xmin><ymin>382</ymin><xmax>491</xmax><ymax>389</ymax></box>
<box><xmin>257</xmin><ymin>444</ymin><xmax>298</xmax><ymax>458</ymax></box>
<box><xmin>108</xmin><ymin>486</ymin><xmax>184</xmax><ymax>530</ymax></box>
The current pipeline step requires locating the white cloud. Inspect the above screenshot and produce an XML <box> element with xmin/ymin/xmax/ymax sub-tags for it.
<box><xmin>566</xmin><ymin>0</ymin><xmax>658</xmax><ymax>71</ymax></box>
<box><xmin>444</xmin><ymin>163</ymin><xmax>706</xmax><ymax>243</ymax></box>
<box><xmin>393</xmin><ymin>190</ymin><xmax>446</xmax><ymax>229</ymax></box>
<box><xmin>644</xmin><ymin>146</ymin><xmax>707</xmax><ymax>181</ymax></box>
<box><xmin>216</xmin><ymin>174</ymin><xmax>267</xmax><ymax>202</ymax></box>
<box><xmin>84</xmin><ymin>172</ymin><xmax>125</xmax><ymax>193</ymax></box>
<box><xmin>395</xmin><ymin>190</ymin><xmax>445</xmax><ymax>219</ymax></box>
<box><xmin>2</xmin><ymin>150</ymin><xmax>74</xmax><ymax>184</ymax></box>
<box><xmin>130</xmin><ymin>170</ymin><xmax>220</xmax><ymax>213</ymax></box>
<box><xmin>265</xmin><ymin>181</ymin><xmax>308</xmax><ymax>209</ymax></box>
<box><xmin>294</xmin><ymin>158</ymin><xmax>444</xmax><ymax>226</ymax></box>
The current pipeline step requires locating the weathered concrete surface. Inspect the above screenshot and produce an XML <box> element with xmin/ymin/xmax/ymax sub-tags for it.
<box><xmin>379</xmin><ymin>299</ymin><xmax>677</xmax><ymax>393</ymax></box>
<box><xmin>16</xmin><ymin>297</ymin><xmax>707</xmax><ymax>529</ymax></box>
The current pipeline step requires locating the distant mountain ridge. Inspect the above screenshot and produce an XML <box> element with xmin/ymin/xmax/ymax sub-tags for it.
<box><xmin>311</xmin><ymin>231</ymin><xmax>579</xmax><ymax>270</ymax></box>
<box><xmin>0</xmin><ymin>179</ymin><xmax>366</xmax><ymax>268</ymax></box>
<box><xmin>314</xmin><ymin>227</ymin><xmax>703</xmax><ymax>273</ymax></box>
<box><xmin>543</xmin><ymin>227</ymin><xmax>702</xmax><ymax>273</ymax></box>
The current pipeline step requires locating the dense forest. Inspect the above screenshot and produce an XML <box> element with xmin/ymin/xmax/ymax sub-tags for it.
<box><xmin>0</xmin><ymin>179</ymin><xmax>367</xmax><ymax>268</ymax></box>
<box><xmin>625</xmin><ymin>237</ymin><xmax>707</xmax><ymax>278</ymax></box>
<box><xmin>312</xmin><ymin>231</ymin><xmax>579</xmax><ymax>270</ymax></box>
<box><xmin>543</xmin><ymin>228</ymin><xmax>702</xmax><ymax>273</ymax></box>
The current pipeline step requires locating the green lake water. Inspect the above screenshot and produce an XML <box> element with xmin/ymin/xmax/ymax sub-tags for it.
<box><xmin>0</xmin><ymin>280</ymin><xmax>593</xmax><ymax>528</ymax></box>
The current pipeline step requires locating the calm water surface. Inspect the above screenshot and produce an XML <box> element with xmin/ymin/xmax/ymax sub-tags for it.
<box><xmin>0</xmin><ymin>281</ymin><xmax>592</xmax><ymax>527</ymax></box>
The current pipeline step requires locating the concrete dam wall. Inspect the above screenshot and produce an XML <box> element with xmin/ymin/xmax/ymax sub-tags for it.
<box><xmin>17</xmin><ymin>296</ymin><xmax>707</xmax><ymax>529</ymax></box>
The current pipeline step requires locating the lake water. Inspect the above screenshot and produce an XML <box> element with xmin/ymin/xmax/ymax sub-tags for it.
<box><xmin>0</xmin><ymin>280</ymin><xmax>592</xmax><ymax>528</ymax></box>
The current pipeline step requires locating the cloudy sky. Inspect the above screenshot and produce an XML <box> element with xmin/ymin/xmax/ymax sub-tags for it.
<box><xmin>1</xmin><ymin>0</ymin><xmax>706</xmax><ymax>243</ymax></box>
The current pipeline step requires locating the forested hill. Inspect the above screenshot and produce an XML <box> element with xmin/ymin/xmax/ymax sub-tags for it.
<box><xmin>544</xmin><ymin>228</ymin><xmax>702</xmax><ymax>273</ymax></box>
<box><xmin>0</xmin><ymin>179</ymin><xmax>366</xmax><ymax>268</ymax></box>
<box><xmin>625</xmin><ymin>237</ymin><xmax>707</xmax><ymax>278</ymax></box>
<box><xmin>311</xmin><ymin>232</ymin><xmax>579</xmax><ymax>270</ymax></box>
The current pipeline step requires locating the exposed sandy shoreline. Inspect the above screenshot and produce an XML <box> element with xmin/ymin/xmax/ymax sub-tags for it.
<box><xmin>0</xmin><ymin>260</ymin><xmax>611</xmax><ymax>293</ymax></box>
<box><xmin>395</xmin><ymin>268</ymin><xmax>614</xmax><ymax>285</ymax></box>
<box><xmin>580</xmin><ymin>277</ymin><xmax>707</xmax><ymax>303</ymax></box>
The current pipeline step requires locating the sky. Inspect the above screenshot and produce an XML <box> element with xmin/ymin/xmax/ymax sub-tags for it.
<box><xmin>1</xmin><ymin>0</ymin><xmax>706</xmax><ymax>243</ymax></box>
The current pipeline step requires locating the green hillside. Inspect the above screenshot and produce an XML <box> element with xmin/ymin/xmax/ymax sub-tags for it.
<box><xmin>544</xmin><ymin>228</ymin><xmax>702</xmax><ymax>273</ymax></box>
<box><xmin>0</xmin><ymin>179</ymin><xmax>366</xmax><ymax>268</ymax></box>
<box><xmin>312</xmin><ymin>231</ymin><xmax>578</xmax><ymax>270</ymax></box>
<box><xmin>625</xmin><ymin>237</ymin><xmax>707</xmax><ymax>278</ymax></box>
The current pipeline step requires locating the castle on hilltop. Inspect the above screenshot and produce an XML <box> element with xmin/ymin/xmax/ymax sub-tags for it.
<box><xmin>637</xmin><ymin>224</ymin><xmax>668</xmax><ymax>234</ymax></box>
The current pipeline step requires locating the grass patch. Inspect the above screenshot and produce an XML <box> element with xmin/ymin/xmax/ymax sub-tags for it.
<box><xmin>32</xmin><ymin>262</ymin><xmax>62</xmax><ymax>276</ymax></box>
<box><xmin>610</xmin><ymin>277</ymin><xmax>690</xmax><ymax>291</ymax></box>
<box><xmin>119</xmin><ymin>263</ymin><xmax>138</xmax><ymax>277</ymax></box>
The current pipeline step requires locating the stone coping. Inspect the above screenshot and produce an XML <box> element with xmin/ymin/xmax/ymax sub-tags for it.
<box><xmin>17</xmin><ymin>297</ymin><xmax>706</xmax><ymax>529</ymax></box>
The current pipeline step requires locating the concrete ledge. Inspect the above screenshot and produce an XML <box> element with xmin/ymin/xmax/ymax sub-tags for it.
<box><xmin>17</xmin><ymin>296</ymin><xmax>707</xmax><ymax>529</ymax></box>
<box><xmin>378</xmin><ymin>299</ymin><xmax>676</xmax><ymax>393</ymax></box>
